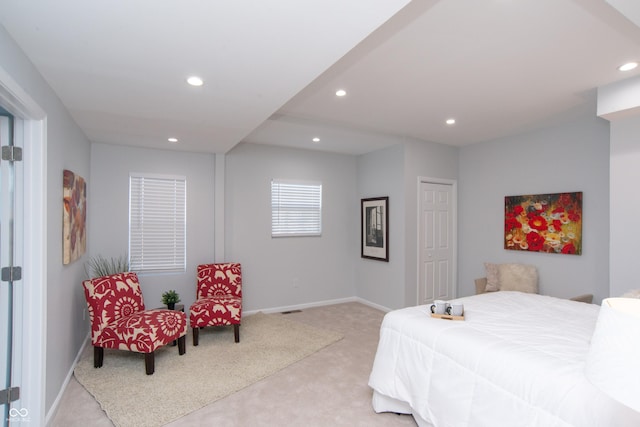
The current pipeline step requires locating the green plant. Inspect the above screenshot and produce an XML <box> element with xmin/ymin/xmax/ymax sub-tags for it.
<box><xmin>85</xmin><ymin>254</ymin><xmax>129</xmax><ymax>278</ymax></box>
<box><xmin>161</xmin><ymin>290</ymin><xmax>181</xmax><ymax>305</ymax></box>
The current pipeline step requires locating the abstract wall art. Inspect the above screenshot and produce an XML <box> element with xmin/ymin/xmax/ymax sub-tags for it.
<box><xmin>63</xmin><ymin>169</ymin><xmax>87</xmax><ymax>264</ymax></box>
<box><xmin>504</xmin><ymin>191</ymin><xmax>582</xmax><ymax>255</ymax></box>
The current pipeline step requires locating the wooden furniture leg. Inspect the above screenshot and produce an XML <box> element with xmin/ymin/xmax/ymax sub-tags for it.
<box><xmin>145</xmin><ymin>352</ymin><xmax>155</xmax><ymax>375</ymax></box>
<box><xmin>94</xmin><ymin>346</ymin><xmax>104</xmax><ymax>368</ymax></box>
<box><xmin>178</xmin><ymin>335</ymin><xmax>186</xmax><ymax>355</ymax></box>
<box><xmin>193</xmin><ymin>327</ymin><xmax>199</xmax><ymax>346</ymax></box>
<box><xmin>234</xmin><ymin>324</ymin><xmax>240</xmax><ymax>343</ymax></box>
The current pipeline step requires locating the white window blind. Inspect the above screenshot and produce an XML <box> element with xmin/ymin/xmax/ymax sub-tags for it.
<box><xmin>271</xmin><ymin>179</ymin><xmax>322</xmax><ymax>237</ymax></box>
<box><xmin>129</xmin><ymin>174</ymin><xmax>186</xmax><ymax>273</ymax></box>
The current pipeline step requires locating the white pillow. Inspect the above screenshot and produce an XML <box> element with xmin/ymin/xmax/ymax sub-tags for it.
<box><xmin>484</xmin><ymin>262</ymin><xmax>500</xmax><ymax>292</ymax></box>
<box><xmin>498</xmin><ymin>263</ymin><xmax>538</xmax><ymax>294</ymax></box>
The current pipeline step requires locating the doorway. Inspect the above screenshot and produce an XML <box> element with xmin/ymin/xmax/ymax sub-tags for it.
<box><xmin>417</xmin><ymin>178</ymin><xmax>456</xmax><ymax>305</ymax></box>
<box><xmin>0</xmin><ymin>69</ymin><xmax>46</xmax><ymax>426</ymax></box>
<box><xmin>0</xmin><ymin>112</ymin><xmax>19</xmax><ymax>427</ymax></box>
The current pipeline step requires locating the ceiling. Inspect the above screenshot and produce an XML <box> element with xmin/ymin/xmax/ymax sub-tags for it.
<box><xmin>1</xmin><ymin>0</ymin><xmax>640</xmax><ymax>156</ymax></box>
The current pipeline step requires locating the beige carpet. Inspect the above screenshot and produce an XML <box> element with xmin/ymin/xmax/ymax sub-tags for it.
<box><xmin>74</xmin><ymin>312</ymin><xmax>343</xmax><ymax>427</ymax></box>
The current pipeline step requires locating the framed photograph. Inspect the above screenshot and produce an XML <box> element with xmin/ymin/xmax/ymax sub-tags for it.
<box><xmin>361</xmin><ymin>196</ymin><xmax>389</xmax><ymax>261</ymax></box>
<box><xmin>504</xmin><ymin>191</ymin><xmax>582</xmax><ymax>255</ymax></box>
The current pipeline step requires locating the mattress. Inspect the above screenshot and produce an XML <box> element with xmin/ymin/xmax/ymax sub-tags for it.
<box><xmin>368</xmin><ymin>291</ymin><xmax>640</xmax><ymax>427</ymax></box>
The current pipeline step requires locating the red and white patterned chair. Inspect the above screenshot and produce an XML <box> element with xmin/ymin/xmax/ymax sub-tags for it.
<box><xmin>189</xmin><ymin>263</ymin><xmax>242</xmax><ymax>345</ymax></box>
<box><xmin>82</xmin><ymin>272</ymin><xmax>187</xmax><ymax>375</ymax></box>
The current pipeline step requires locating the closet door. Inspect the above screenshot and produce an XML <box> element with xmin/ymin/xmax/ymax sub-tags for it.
<box><xmin>418</xmin><ymin>180</ymin><xmax>455</xmax><ymax>305</ymax></box>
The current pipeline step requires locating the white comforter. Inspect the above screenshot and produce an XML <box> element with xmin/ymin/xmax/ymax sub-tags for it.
<box><xmin>368</xmin><ymin>291</ymin><xmax>640</xmax><ymax>427</ymax></box>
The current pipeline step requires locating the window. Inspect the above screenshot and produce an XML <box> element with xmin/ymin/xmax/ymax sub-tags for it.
<box><xmin>271</xmin><ymin>179</ymin><xmax>322</xmax><ymax>237</ymax></box>
<box><xmin>129</xmin><ymin>174</ymin><xmax>186</xmax><ymax>273</ymax></box>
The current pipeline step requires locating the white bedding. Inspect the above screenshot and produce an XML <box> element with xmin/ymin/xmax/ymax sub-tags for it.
<box><xmin>368</xmin><ymin>291</ymin><xmax>640</xmax><ymax>427</ymax></box>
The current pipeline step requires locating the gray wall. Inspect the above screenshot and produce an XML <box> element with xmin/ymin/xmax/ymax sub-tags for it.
<box><xmin>89</xmin><ymin>143</ymin><xmax>216</xmax><ymax>312</ymax></box>
<box><xmin>355</xmin><ymin>144</ymin><xmax>405</xmax><ymax>309</ymax></box>
<box><xmin>225</xmin><ymin>142</ymin><xmax>358</xmax><ymax>310</ymax></box>
<box><xmin>609</xmin><ymin>114</ymin><xmax>640</xmax><ymax>298</ymax></box>
<box><xmin>0</xmin><ymin>24</ymin><xmax>91</xmax><ymax>420</ymax></box>
<box><xmin>402</xmin><ymin>139</ymin><xmax>459</xmax><ymax>307</ymax></box>
<box><xmin>354</xmin><ymin>139</ymin><xmax>459</xmax><ymax>311</ymax></box>
<box><xmin>458</xmin><ymin>111</ymin><xmax>611</xmax><ymax>302</ymax></box>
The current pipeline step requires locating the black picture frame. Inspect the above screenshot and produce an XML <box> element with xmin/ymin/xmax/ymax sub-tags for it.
<box><xmin>361</xmin><ymin>196</ymin><xmax>389</xmax><ymax>261</ymax></box>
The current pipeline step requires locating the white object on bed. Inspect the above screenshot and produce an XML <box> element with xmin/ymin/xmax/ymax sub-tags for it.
<box><xmin>586</xmin><ymin>297</ymin><xmax>640</xmax><ymax>412</ymax></box>
<box><xmin>368</xmin><ymin>291</ymin><xmax>640</xmax><ymax>427</ymax></box>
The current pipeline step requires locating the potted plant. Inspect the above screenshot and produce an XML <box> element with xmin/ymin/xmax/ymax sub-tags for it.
<box><xmin>161</xmin><ymin>290</ymin><xmax>181</xmax><ymax>310</ymax></box>
<box><xmin>85</xmin><ymin>254</ymin><xmax>129</xmax><ymax>278</ymax></box>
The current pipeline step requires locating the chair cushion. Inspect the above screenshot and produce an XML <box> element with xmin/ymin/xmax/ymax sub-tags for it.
<box><xmin>95</xmin><ymin>308</ymin><xmax>187</xmax><ymax>353</ymax></box>
<box><xmin>190</xmin><ymin>296</ymin><xmax>242</xmax><ymax>328</ymax></box>
<box><xmin>83</xmin><ymin>272</ymin><xmax>187</xmax><ymax>354</ymax></box>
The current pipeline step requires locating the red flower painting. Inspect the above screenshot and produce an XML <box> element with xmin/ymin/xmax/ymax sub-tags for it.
<box><xmin>504</xmin><ymin>192</ymin><xmax>582</xmax><ymax>255</ymax></box>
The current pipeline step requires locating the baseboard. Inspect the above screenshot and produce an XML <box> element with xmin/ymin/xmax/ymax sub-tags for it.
<box><xmin>244</xmin><ymin>296</ymin><xmax>393</xmax><ymax>315</ymax></box>
<box><xmin>351</xmin><ymin>297</ymin><xmax>394</xmax><ymax>313</ymax></box>
<box><xmin>45</xmin><ymin>333</ymin><xmax>90</xmax><ymax>426</ymax></box>
<box><xmin>244</xmin><ymin>296</ymin><xmax>357</xmax><ymax>315</ymax></box>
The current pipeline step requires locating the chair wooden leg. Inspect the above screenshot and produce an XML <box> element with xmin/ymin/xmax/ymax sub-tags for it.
<box><xmin>94</xmin><ymin>346</ymin><xmax>104</xmax><ymax>368</ymax></box>
<box><xmin>193</xmin><ymin>327</ymin><xmax>199</xmax><ymax>346</ymax></box>
<box><xmin>178</xmin><ymin>335</ymin><xmax>186</xmax><ymax>355</ymax></box>
<box><xmin>145</xmin><ymin>352</ymin><xmax>155</xmax><ymax>375</ymax></box>
<box><xmin>234</xmin><ymin>324</ymin><xmax>240</xmax><ymax>343</ymax></box>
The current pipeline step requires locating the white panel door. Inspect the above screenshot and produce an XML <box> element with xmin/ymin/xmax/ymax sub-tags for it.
<box><xmin>418</xmin><ymin>181</ymin><xmax>454</xmax><ymax>305</ymax></box>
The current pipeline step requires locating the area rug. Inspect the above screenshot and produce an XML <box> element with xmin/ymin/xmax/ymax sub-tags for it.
<box><xmin>74</xmin><ymin>312</ymin><xmax>343</xmax><ymax>427</ymax></box>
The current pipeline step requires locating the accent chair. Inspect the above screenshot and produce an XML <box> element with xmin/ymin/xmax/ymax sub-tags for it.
<box><xmin>189</xmin><ymin>263</ymin><xmax>242</xmax><ymax>345</ymax></box>
<box><xmin>82</xmin><ymin>272</ymin><xmax>187</xmax><ymax>375</ymax></box>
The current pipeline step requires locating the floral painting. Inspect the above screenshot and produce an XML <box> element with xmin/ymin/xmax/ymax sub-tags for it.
<box><xmin>504</xmin><ymin>192</ymin><xmax>582</xmax><ymax>255</ymax></box>
<box><xmin>63</xmin><ymin>169</ymin><xmax>87</xmax><ymax>264</ymax></box>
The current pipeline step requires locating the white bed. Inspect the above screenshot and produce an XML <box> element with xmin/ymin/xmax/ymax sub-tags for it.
<box><xmin>368</xmin><ymin>291</ymin><xmax>640</xmax><ymax>427</ymax></box>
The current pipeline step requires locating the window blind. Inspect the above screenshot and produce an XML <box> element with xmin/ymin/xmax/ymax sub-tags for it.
<box><xmin>129</xmin><ymin>174</ymin><xmax>186</xmax><ymax>273</ymax></box>
<box><xmin>271</xmin><ymin>179</ymin><xmax>322</xmax><ymax>237</ymax></box>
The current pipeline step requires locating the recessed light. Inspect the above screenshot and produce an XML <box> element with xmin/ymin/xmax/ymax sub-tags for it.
<box><xmin>335</xmin><ymin>89</ymin><xmax>347</xmax><ymax>97</ymax></box>
<box><xmin>445</xmin><ymin>118</ymin><xmax>456</xmax><ymax>125</ymax></box>
<box><xmin>312</xmin><ymin>137</ymin><xmax>320</xmax><ymax>143</ymax></box>
<box><xmin>186</xmin><ymin>76</ymin><xmax>204</xmax><ymax>86</ymax></box>
<box><xmin>168</xmin><ymin>137</ymin><xmax>179</xmax><ymax>143</ymax></box>
<box><xmin>618</xmin><ymin>62</ymin><xmax>638</xmax><ymax>72</ymax></box>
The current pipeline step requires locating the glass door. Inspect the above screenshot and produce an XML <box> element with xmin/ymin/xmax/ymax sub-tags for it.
<box><xmin>1</xmin><ymin>112</ymin><xmax>20</xmax><ymax>426</ymax></box>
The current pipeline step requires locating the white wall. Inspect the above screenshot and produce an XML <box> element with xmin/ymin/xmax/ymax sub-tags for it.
<box><xmin>458</xmin><ymin>110</ymin><xmax>611</xmax><ymax>302</ymax></box>
<box><xmin>354</xmin><ymin>138</ymin><xmax>459</xmax><ymax>310</ymax></box>
<box><xmin>402</xmin><ymin>139</ymin><xmax>459</xmax><ymax>307</ymax></box>
<box><xmin>89</xmin><ymin>143</ymin><xmax>216</xmax><ymax>311</ymax></box>
<box><xmin>609</xmin><ymin>115</ymin><xmax>640</xmax><ymax>297</ymax></box>
<box><xmin>225</xmin><ymin>142</ymin><xmax>358</xmax><ymax>311</ymax></box>
<box><xmin>356</xmin><ymin>145</ymin><xmax>405</xmax><ymax>309</ymax></box>
<box><xmin>0</xmin><ymin>24</ymin><xmax>91</xmax><ymax>421</ymax></box>
<box><xmin>45</xmin><ymin>95</ymin><xmax>91</xmax><ymax>425</ymax></box>
<box><xmin>598</xmin><ymin>74</ymin><xmax>640</xmax><ymax>298</ymax></box>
